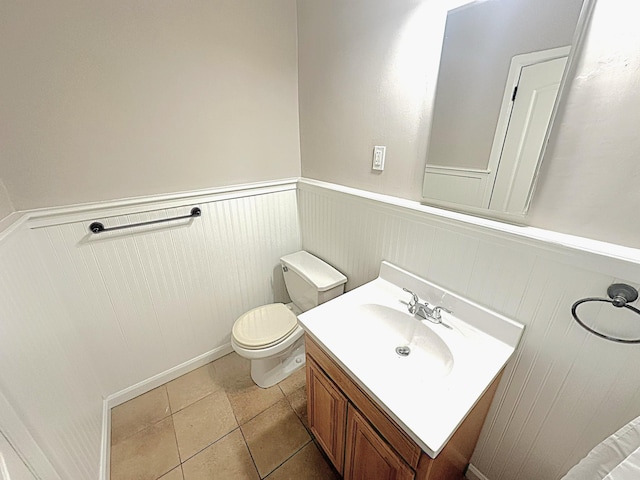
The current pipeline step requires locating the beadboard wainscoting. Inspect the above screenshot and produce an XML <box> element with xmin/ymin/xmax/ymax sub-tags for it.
<box><xmin>3</xmin><ymin>177</ymin><xmax>640</xmax><ymax>480</ymax></box>
<box><xmin>0</xmin><ymin>181</ymin><xmax>301</xmax><ymax>479</ymax></box>
<box><xmin>297</xmin><ymin>179</ymin><xmax>640</xmax><ymax>480</ymax></box>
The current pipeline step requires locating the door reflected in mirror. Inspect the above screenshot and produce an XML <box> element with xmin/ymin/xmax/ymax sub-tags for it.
<box><xmin>422</xmin><ymin>0</ymin><xmax>593</xmax><ymax>221</ymax></box>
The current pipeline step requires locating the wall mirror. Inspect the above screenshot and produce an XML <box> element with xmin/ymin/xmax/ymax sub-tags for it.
<box><xmin>422</xmin><ymin>0</ymin><xmax>594</xmax><ymax>222</ymax></box>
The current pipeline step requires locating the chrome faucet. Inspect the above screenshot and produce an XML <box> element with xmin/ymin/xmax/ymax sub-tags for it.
<box><xmin>402</xmin><ymin>288</ymin><xmax>453</xmax><ymax>329</ymax></box>
<box><xmin>403</xmin><ymin>288</ymin><xmax>420</xmax><ymax>314</ymax></box>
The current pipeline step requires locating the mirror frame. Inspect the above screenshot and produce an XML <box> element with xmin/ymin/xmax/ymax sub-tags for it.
<box><xmin>421</xmin><ymin>0</ymin><xmax>598</xmax><ymax>224</ymax></box>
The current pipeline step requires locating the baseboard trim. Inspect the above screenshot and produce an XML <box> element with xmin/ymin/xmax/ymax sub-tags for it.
<box><xmin>466</xmin><ymin>463</ymin><xmax>491</xmax><ymax>480</ymax></box>
<box><xmin>106</xmin><ymin>343</ymin><xmax>234</xmax><ymax>409</ymax></box>
<box><xmin>99</xmin><ymin>343</ymin><xmax>234</xmax><ymax>480</ymax></box>
<box><xmin>99</xmin><ymin>400</ymin><xmax>111</xmax><ymax>480</ymax></box>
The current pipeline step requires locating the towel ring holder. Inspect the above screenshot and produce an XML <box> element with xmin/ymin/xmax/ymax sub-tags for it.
<box><xmin>571</xmin><ymin>283</ymin><xmax>640</xmax><ymax>344</ymax></box>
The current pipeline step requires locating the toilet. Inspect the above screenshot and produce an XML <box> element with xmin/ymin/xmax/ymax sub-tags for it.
<box><xmin>231</xmin><ymin>251</ymin><xmax>347</xmax><ymax>388</ymax></box>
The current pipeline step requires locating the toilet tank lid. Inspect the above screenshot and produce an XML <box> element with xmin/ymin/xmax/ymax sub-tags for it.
<box><xmin>280</xmin><ymin>251</ymin><xmax>347</xmax><ymax>292</ymax></box>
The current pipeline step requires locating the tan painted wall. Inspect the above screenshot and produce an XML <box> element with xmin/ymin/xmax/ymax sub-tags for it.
<box><xmin>0</xmin><ymin>0</ymin><xmax>300</xmax><ymax>210</ymax></box>
<box><xmin>298</xmin><ymin>0</ymin><xmax>445</xmax><ymax>201</ymax></box>
<box><xmin>0</xmin><ymin>178</ymin><xmax>14</xmax><ymax>220</ymax></box>
<box><xmin>528</xmin><ymin>0</ymin><xmax>640</xmax><ymax>247</ymax></box>
<box><xmin>3</xmin><ymin>0</ymin><xmax>638</xmax><ymax>247</ymax></box>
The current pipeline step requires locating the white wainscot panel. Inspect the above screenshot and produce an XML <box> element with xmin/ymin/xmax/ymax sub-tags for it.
<box><xmin>0</xmin><ymin>431</ymin><xmax>37</xmax><ymax>480</ymax></box>
<box><xmin>30</xmin><ymin>189</ymin><xmax>301</xmax><ymax>397</ymax></box>
<box><xmin>0</xmin><ymin>230</ymin><xmax>103</xmax><ymax>479</ymax></box>
<box><xmin>423</xmin><ymin>165</ymin><xmax>491</xmax><ymax>208</ymax></box>
<box><xmin>0</xmin><ymin>186</ymin><xmax>300</xmax><ymax>479</ymax></box>
<box><xmin>297</xmin><ymin>182</ymin><xmax>640</xmax><ymax>480</ymax></box>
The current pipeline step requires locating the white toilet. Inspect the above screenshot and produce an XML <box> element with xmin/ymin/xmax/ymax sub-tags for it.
<box><xmin>231</xmin><ymin>251</ymin><xmax>347</xmax><ymax>388</ymax></box>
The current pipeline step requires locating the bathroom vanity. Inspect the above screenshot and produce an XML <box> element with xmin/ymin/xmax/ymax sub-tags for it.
<box><xmin>298</xmin><ymin>261</ymin><xmax>524</xmax><ymax>479</ymax></box>
<box><xmin>306</xmin><ymin>334</ymin><xmax>501</xmax><ymax>479</ymax></box>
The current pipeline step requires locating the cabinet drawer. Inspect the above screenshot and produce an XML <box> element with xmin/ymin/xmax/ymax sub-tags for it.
<box><xmin>306</xmin><ymin>335</ymin><xmax>422</xmax><ymax>469</ymax></box>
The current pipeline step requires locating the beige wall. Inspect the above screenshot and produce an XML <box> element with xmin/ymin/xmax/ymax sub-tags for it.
<box><xmin>428</xmin><ymin>0</ymin><xmax>582</xmax><ymax>170</ymax></box>
<box><xmin>298</xmin><ymin>0</ymin><xmax>444</xmax><ymax>201</ymax></box>
<box><xmin>528</xmin><ymin>0</ymin><xmax>640</xmax><ymax>247</ymax></box>
<box><xmin>3</xmin><ymin>0</ymin><xmax>639</xmax><ymax>247</ymax></box>
<box><xmin>298</xmin><ymin>0</ymin><xmax>640</xmax><ymax>249</ymax></box>
<box><xmin>0</xmin><ymin>0</ymin><xmax>300</xmax><ymax>210</ymax></box>
<box><xmin>0</xmin><ymin>178</ymin><xmax>14</xmax><ymax>220</ymax></box>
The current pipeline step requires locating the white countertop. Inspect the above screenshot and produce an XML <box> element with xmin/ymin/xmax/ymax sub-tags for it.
<box><xmin>298</xmin><ymin>261</ymin><xmax>524</xmax><ymax>458</ymax></box>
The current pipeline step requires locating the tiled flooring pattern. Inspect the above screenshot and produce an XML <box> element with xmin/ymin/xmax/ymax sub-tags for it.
<box><xmin>110</xmin><ymin>353</ymin><xmax>338</xmax><ymax>480</ymax></box>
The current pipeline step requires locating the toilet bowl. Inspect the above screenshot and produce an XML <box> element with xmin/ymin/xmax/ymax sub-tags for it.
<box><xmin>231</xmin><ymin>251</ymin><xmax>347</xmax><ymax>388</ymax></box>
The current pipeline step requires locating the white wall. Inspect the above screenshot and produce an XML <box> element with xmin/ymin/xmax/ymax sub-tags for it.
<box><xmin>298</xmin><ymin>0</ymin><xmax>640</xmax><ymax>250</ymax></box>
<box><xmin>298</xmin><ymin>180</ymin><xmax>640</xmax><ymax>480</ymax></box>
<box><xmin>0</xmin><ymin>0</ymin><xmax>300</xmax><ymax>210</ymax></box>
<box><xmin>0</xmin><ymin>184</ymin><xmax>301</xmax><ymax>478</ymax></box>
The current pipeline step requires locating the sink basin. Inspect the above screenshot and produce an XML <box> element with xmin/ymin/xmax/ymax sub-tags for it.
<box><xmin>298</xmin><ymin>260</ymin><xmax>524</xmax><ymax>458</ymax></box>
<box><xmin>344</xmin><ymin>304</ymin><xmax>454</xmax><ymax>378</ymax></box>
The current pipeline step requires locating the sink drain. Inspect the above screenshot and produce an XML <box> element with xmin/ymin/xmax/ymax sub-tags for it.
<box><xmin>395</xmin><ymin>345</ymin><xmax>411</xmax><ymax>357</ymax></box>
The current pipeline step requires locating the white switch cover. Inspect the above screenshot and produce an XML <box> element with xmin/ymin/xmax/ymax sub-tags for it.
<box><xmin>372</xmin><ymin>146</ymin><xmax>386</xmax><ymax>171</ymax></box>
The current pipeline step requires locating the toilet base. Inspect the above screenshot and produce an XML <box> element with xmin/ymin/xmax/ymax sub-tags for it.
<box><xmin>250</xmin><ymin>338</ymin><xmax>306</xmax><ymax>388</ymax></box>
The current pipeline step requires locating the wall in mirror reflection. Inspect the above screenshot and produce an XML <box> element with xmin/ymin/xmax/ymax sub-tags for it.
<box><xmin>422</xmin><ymin>0</ymin><xmax>586</xmax><ymax>219</ymax></box>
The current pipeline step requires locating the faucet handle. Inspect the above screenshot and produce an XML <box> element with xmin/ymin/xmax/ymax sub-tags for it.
<box><xmin>432</xmin><ymin>306</ymin><xmax>452</xmax><ymax>320</ymax></box>
<box><xmin>402</xmin><ymin>288</ymin><xmax>419</xmax><ymax>314</ymax></box>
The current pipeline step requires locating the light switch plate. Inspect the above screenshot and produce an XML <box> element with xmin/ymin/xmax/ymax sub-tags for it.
<box><xmin>372</xmin><ymin>146</ymin><xmax>386</xmax><ymax>171</ymax></box>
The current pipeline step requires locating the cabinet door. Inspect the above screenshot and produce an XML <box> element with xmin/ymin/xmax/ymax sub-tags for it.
<box><xmin>345</xmin><ymin>405</ymin><xmax>415</xmax><ymax>480</ymax></box>
<box><xmin>307</xmin><ymin>357</ymin><xmax>348</xmax><ymax>473</ymax></box>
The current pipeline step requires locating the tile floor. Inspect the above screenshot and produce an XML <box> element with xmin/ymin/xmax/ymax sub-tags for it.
<box><xmin>110</xmin><ymin>353</ymin><xmax>338</xmax><ymax>480</ymax></box>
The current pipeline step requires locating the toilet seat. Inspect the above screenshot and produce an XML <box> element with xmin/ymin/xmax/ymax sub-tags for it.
<box><xmin>232</xmin><ymin>303</ymin><xmax>298</xmax><ymax>350</ymax></box>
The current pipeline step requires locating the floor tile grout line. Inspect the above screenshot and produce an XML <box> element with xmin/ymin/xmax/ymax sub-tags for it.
<box><xmin>281</xmin><ymin>385</ymin><xmax>312</xmax><ymax>437</ymax></box>
<box><xmin>154</xmin><ymin>463</ymin><xmax>183</xmax><ymax>480</ymax></box>
<box><xmin>309</xmin><ymin>436</ymin><xmax>341</xmax><ymax>478</ymax></box>
<box><xmin>239</xmin><ymin>397</ymin><xmax>310</xmax><ymax>479</ymax></box>
<box><xmin>226</xmin><ymin>389</ymin><xmax>243</xmax><ymax>427</ymax></box>
<box><xmin>168</xmin><ymin>384</ymin><xmax>226</xmax><ymax>416</ymax></box>
<box><xmin>169</xmin><ymin>398</ymin><xmax>187</xmax><ymax>466</ymax></box>
<box><xmin>262</xmin><ymin>438</ymin><xmax>313</xmax><ymax>479</ymax></box>
<box><xmin>238</xmin><ymin>398</ymin><xmax>295</xmax><ymax>478</ymax></box>
<box><xmin>110</xmin><ymin>385</ymin><xmax>173</xmax><ymax>447</ymax></box>
<box><xmin>111</xmin><ymin>354</ymin><xmax>316</xmax><ymax>478</ymax></box>
<box><xmin>168</xmin><ymin>414</ymin><xmax>182</xmax><ymax>475</ymax></box>
<box><xmin>112</xmin><ymin>377</ymin><xmax>224</xmax><ymax>448</ymax></box>
<box><xmin>126</xmin><ymin>369</ymin><xmax>237</xmax><ymax>464</ymax></box>
<box><xmin>171</xmin><ymin>387</ymin><xmax>227</xmax><ymax>418</ymax></box>
<box><xmin>173</xmin><ymin>410</ymin><xmax>186</xmax><ymax>465</ymax></box>
<box><xmin>230</xmin><ymin>389</ymin><xmax>284</xmax><ymax>427</ymax></box>
<box><xmin>172</xmin><ymin>382</ymin><xmax>285</xmax><ymax>466</ymax></box>
<box><xmin>237</xmin><ymin>423</ymin><xmax>262</xmax><ymax>479</ymax></box>
<box><xmin>143</xmin><ymin>416</ymin><xmax>181</xmax><ymax>480</ymax></box>
<box><xmin>178</xmin><ymin>425</ymin><xmax>243</xmax><ymax>467</ymax></box>
<box><xmin>161</xmin><ymin>384</ymin><xmax>172</xmax><ymax>415</ymax></box>
<box><xmin>110</xmin><ymin>410</ymin><xmax>173</xmax><ymax>448</ymax></box>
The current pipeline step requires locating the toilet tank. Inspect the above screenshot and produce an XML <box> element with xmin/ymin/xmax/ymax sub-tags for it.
<box><xmin>280</xmin><ymin>251</ymin><xmax>347</xmax><ymax>312</ymax></box>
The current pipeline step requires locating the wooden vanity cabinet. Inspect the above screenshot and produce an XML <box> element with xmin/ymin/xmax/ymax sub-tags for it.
<box><xmin>306</xmin><ymin>357</ymin><xmax>348</xmax><ymax>473</ymax></box>
<box><xmin>305</xmin><ymin>334</ymin><xmax>501</xmax><ymax>480</ymax></box>
<box><xmin>345</xmin><ymin>404</ymin><xmax>415</xmax><ymax>480</ymax></box>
